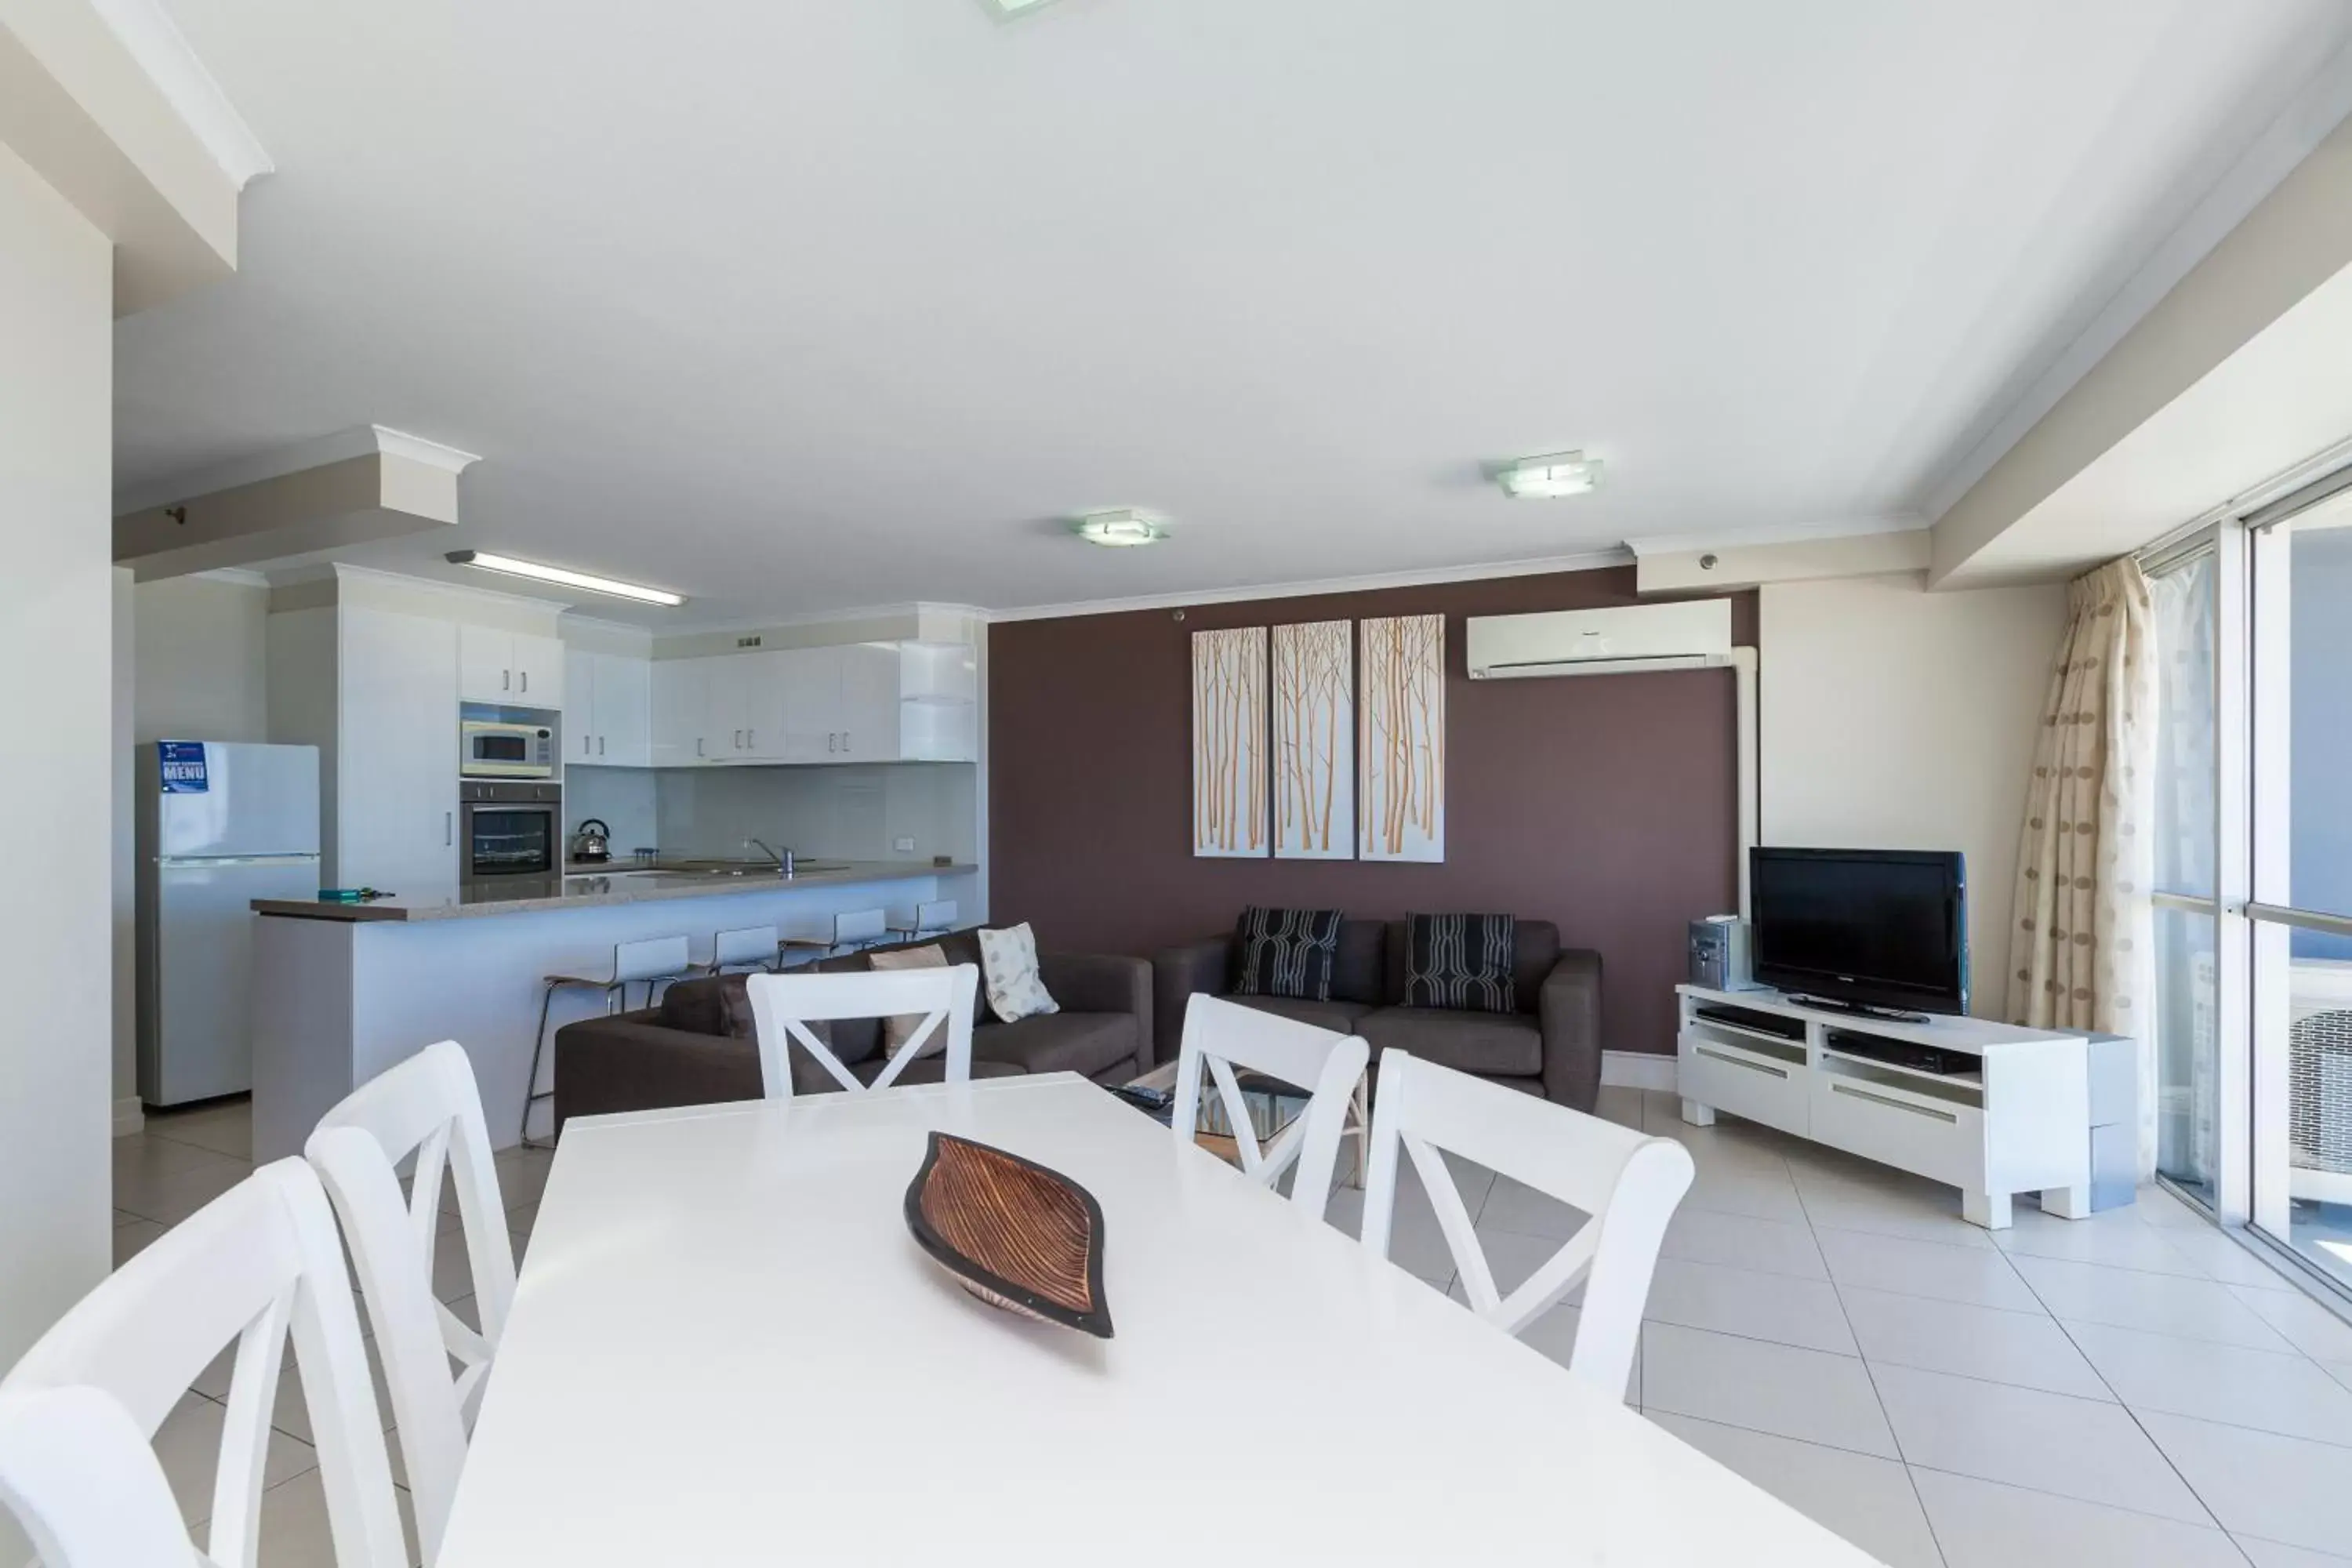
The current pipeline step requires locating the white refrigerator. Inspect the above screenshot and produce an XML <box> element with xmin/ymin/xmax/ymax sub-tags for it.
<box><xmin>136</xmin><ymin>741</ymin><xmax>321</xmax><ymax>1106</ymax></box>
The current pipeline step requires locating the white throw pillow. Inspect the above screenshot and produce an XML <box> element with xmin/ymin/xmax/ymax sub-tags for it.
<box><xmin>978</xmin><ymin>924</ymin><xmax>1058</xmax><ymax>1024</ymax></box>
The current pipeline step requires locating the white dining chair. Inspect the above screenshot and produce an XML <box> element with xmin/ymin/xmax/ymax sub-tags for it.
<box><xmin>1173</xmin><ymin>993</ymin><xmax>1370</xmax><ymax>1216</ymax></box>
<box><xmin>306</xmin><ymin>1039</ymin><xmax>514</xmax><ymax>1563</ymax></box>
<box><xmin>745</xmin><ymin>964</ymin><xmax>978</xmax><ymax>1101</ymax></box>
<box><xmin>1360</xmin><ymin>1051</ymin><xmax>1694</xmax><ymax>1396</ymax></box>
<box><xmin>0</xmin><ymin>1385</ymin><xmax>199</xmax><ymax>1566</ymax></box>
<box><xmin>0</xmin><ymin>1160</ymin><xmax>407</xmax><ymax>1568</ymax></box>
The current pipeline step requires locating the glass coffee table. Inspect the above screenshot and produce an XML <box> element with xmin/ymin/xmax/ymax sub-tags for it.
<box><xmin>1122</xmin><ymin>1059</ymin><xmax>1369</xmax><ymax>1189</ymax></box>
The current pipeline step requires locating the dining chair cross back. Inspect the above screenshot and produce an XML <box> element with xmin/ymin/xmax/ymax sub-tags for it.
<box><xmin>1173</xmin><ymin>993</ymin><xmax>1370</xmax><ymax>1215</ymax></box>
<box><xmin>307</xmin><ymin>1038</ymin><xmax>515</xmax><ymax>1563</ymax></box>
<box><xmin>0</xmin><ymin>1160</ymin><xmax>407</xmax><ymax>1568</ymax></box>
<box><xmin>744</xmin><ymin>964</ymin><xmax>978</xmax><ymax>1102</ymax></box>
<box><xmin>1360</xmin><ymin>1051</ymin><xmax>1694</xmax><ymax>1396</ymax></box>
<box><xmin>0</xmin><ymin>1385</ymin><xmax>208</xmax><ymax>1566</ymax></box>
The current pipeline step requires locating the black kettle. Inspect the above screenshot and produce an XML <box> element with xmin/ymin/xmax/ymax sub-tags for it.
<box><xmin>571</xmin><ymin>818</ymin><xmax>612</xmax><ymax>865</ymax></box>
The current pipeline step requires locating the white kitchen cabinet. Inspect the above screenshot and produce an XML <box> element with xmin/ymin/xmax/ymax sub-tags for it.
<box><xmin>591</xmin><ymin>653</ymin><xmax>652</xmax><ymax>767</ymax></box>
<box><xmin>460</xmin><ymin>626</ymin><xmax>566</xmax><ymax>706</ymax></box>
<box><xmin>775</xmin><ymin>647</ymin><xmax>838</xmax><ymax>763</ymax></box>
<box><xmin>700</xmin><ymin>653</ymin><xmax>764</xmax><ymax>760</ymax></box>
<box><xmin>338</xmin><ymin>608</ymin><xmax>459</xmax><ymax>898</ymax></box>
<box><xmin>650</xmin><ymin>659</ymin><xmax>707</xmax><ymax>765</ymax></box>
<box><xmin>835</xmin><ymin>643</ymin><xmax>903</xmax><ymax>761</ymax></box>
<box><xmin>564</xmin><ymin>647</ymin><xmax>597</xmax><ymax>764</ymax></box>
<box><xmin>566</xmin><ymin>649</ymin><xmax>653</xmax><ymax>767</ymax></box>
<box><xmin>641</xmin><ymin>639</ymin><xmax>977</xmax><ymax>767</ymax></box>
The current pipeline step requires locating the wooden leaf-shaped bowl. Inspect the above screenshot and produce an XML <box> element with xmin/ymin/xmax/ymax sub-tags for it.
<box><xmin>904</xmin><ymin>1132</ymin><xmax>1113</xmax><ymax>1339</ymax></box>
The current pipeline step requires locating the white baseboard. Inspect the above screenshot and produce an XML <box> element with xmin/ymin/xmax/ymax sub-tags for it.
<box><xmin>112</xmin><ymin>1095</ymin><xmax>146</xmax><ymax>1138</ymax></box>
<box><xmin>1601</xmin><ymin>1051</ymin><xmax>1679</xmax><ymax>1093</ymax></box>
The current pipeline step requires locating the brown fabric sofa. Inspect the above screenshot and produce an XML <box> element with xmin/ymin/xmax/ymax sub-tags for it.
<box><xmin>1152</xmin><ymin>918</ymin><xmax>1602</xmax><ymax>1110</ymax></box>
<box><xmin>551</xmin><ymin>930</ymin><xmax>1152</xmax><ymax>1136</ymax></box>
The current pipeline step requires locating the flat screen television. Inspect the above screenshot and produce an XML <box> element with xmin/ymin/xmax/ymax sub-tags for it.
<box><xmin>1749</xmin><ymin>848</ymin><xmax>1969</xmax><ymax>1017</ymax></box>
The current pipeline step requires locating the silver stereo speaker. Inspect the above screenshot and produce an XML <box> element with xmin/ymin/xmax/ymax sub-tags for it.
<box><xmin>1688</xmin><ymin>916</ymin><xmax>1761</xmax><ymax>991</ymax></box>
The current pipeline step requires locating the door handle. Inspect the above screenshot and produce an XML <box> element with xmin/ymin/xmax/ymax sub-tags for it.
<box><xmin>520</xmin><ymin>670</ymin><xmax>528</xmax><ymax>694</ymax></box>
<box><xmin>598</xmin><ymin>735</ymin><xmax>605</xmax><ymax>757</ymax></box>
<box><xmin>503</xmin><ymin>669</ymin><xmax>510</xmax><ymax>691</ymax></box>
<box><xmin>746</xmin><ymin>728</ymin><xmax>755</xmax><ymax>750</ymax></box>
<box><xmin>583</xmin><ymin>734</ymin><xmax>591</xmax><ymax>757</ymax></box>
<box><xmin>841</xmin><ymin>731</ymin><xmax>848</xmax><ymax>753</ymax></box>
<box><xmin>828</xmin><ymin>733</ymin><xmax>837</xmax><ymax>753</ymax></box>
<box><xmin>696</xmin><ymin>738</ymin><xmax>705</xmax><ymax>758</ymax></box>
<box><xmin>445</xmin><ymin>811</ymin><xmax>452</xmax><ymax>847</ymax></box>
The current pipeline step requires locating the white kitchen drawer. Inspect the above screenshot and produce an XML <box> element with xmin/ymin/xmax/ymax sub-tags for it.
<box><xmin>1809</xmin><ymin>1067</ymin><xmax>1985</xmax><ymax>1192</ymax></box>
<box><xmin>1679</xmin><ymin>1034</ymin><xmax>1809</xmax><ymax>1137</ymax></box>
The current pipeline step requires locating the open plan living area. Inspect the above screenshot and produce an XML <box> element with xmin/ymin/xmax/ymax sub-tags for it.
<box><xmin>16</xmin><ymin>2</ymin><xmax>2352</xmax><ymax>1564</ymax></box>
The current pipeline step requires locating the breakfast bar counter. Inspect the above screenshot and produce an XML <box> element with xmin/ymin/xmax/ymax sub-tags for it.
<box><xmin>248</xmin><ymin>862</ymin><xmax>979</xmax><ymax>1162</ymax></box>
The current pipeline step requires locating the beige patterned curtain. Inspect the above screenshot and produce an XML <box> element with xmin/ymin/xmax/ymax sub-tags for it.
<box><xmin>2007</xmin><ymin>557</ymin><xmax>2158</xmax><ymax>1174</ymax></box>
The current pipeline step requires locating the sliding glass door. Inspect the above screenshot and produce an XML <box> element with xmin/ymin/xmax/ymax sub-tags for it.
<box><xmin>2250</xmin><ymin>487</ymin><xmax>2352</xmax><ymax>1287</ymax></box>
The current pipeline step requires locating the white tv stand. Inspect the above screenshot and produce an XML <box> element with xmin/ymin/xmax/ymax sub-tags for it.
<box><xmin>1676</xmin><ymin>985</ymin><xmax>2094</xmax><ymax>1230</ymax></box>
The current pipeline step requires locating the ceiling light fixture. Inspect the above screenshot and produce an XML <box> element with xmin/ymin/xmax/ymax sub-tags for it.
<box><xmin>1071</xmin><ymin>509</ymin><xmax>1168</xmax><ymax>547</ymax></box>
<box><xmin>1496</xmin><ymin>451</ymin><xmax>1602</xmax><ymax>499</ymax></box>
<box><xmin>982</xmin><ymin>0</ymin><xmax>1062</xmax><ymax>16</ymax></box>
<box><xmin>445</xmin><ymin>550</ymin><xmax>686</xmax><ymax>606</ymax></box>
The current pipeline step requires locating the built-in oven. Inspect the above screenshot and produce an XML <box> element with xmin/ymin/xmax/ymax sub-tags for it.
<box><xmin>460</xmin><ymin>707</ymin><xmax>561</xmax><ymax>779</ymax></box>
<box><xmin>460</xmin><ymin>781</ymin><xmax>562</xmax><ymax>886</ymax></box>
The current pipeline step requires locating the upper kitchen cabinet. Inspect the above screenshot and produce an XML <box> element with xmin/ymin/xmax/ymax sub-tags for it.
<box><xmin>459</xmin><ymin>625</ymin><xmax>565</xmax><ymax>706</ymax></box>
<box><xmin>564</xmin><ymin>648</ymin><xmax>652</xmax><ymax>768</ymax></box>
<box><xmin>650</xmin><ymin>657</ymin><xmax>707</xmax><ymax>766</ymax></box>
<box><xmin>632</xmin><ymin>638</ymin><xmax>978</xmax><ymax>767</ymax></box>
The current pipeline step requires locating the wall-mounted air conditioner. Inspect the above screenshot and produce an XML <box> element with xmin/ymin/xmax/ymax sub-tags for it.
<box><xmin>1465</xmin><ymin>601</ymin><xmax>1733</xmax><ymax>679</ymax></box>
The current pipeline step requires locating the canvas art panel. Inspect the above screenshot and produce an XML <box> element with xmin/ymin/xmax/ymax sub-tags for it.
<box><xmin>1359</xmin><ymin>612</ymin><xmax>1444</xmax><ymax>862</ymax></box>
<box><xmin>1272</xmin><ymin>620</ymin><xmax>1354</xmax><ymax>860</ymax></box>
<box><xmin>1192</xmin><ymin>626</ymin><xmax>1269</xmax><ymax>858</ymax></box>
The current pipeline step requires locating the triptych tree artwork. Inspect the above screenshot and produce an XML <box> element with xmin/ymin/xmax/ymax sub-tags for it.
<box><xmin>1190</xmin><ymin>612</ymin><xmax>1443</xmax><ymax>862</ymax></box>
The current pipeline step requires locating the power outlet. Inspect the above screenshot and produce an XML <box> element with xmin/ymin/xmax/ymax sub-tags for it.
<box><xmin>893</xmin><ymin>836</ymin><xmax>916</xmax><ymax>854</ymax></box>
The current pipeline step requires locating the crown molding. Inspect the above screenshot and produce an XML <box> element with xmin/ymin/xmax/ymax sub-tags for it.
<box><xmin>88</xmin><ymin>0</ymin><xmax>273</xmax><ymax>189</ymax></box>
<box><xmin>116</xmin><ymin>425</ymin><xmax>481</xmax><ymax>514</ymax></box>
<box><xmin>1624</xmin><ymin>515</ymin><xmax>1928</xmax><ymax>559</ymax></box>
<box><xmin>985</xmin><ymin>548</ymin><xmax>1634</xmax><ymax>623</ymax></box>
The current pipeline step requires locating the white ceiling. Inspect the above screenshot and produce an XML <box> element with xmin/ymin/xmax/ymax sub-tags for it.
<box><xmin>116</xmin><ymin>0</ymin><xmax>2352</xmax><ymax>626</ymax></box>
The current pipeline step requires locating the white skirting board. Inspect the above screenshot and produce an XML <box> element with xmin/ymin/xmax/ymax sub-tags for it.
<box><xmin>112</xmin><ymin>1095</ymin><xmax>145</xmax><ymax>1138</ymax></box>
<box><xmin>1601</xmin><ymin>1051</ymin><xmax>1678</xmax><ymax>1092</ymax></box>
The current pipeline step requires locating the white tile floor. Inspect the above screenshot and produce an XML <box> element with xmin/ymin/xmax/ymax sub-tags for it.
<box><xmin>109</xmin><ymin>1088</ymin><xmax>2352</xmax><ymax>1566</ymax></box>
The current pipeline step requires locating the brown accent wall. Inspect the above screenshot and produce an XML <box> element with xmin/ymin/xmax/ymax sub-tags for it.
<box><xmin>989</xmin><ymin>566</ymin><xmax>1755</xmax><ymax>1057</ymax></box>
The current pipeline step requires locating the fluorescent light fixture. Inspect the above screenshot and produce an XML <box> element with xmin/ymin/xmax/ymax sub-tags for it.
<box><xmin>1497</xmin><ymin>451</ymin><xmax>1602</xmax><ymax>499</ymax></box>
<box><xmin>445</xmin><ymin>550</ymin><xmax>685</xmax><ymax>606</ymax></box>
<box><xmin>1071</xmin><ymin>509</ymin><xmax>1168</xmax><ymax>547</ymax></box>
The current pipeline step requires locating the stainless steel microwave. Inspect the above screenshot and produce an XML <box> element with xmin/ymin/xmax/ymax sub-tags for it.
<box><xmin>460</xmin><ymin>714</ymin><xmax>559</xmax><ymax>779</ymax></box>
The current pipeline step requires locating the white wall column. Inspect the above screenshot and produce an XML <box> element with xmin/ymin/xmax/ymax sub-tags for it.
<box><xmin>0</xmin><ymin>140</ymin><xmax>115</xmax><ymax>1370</ymax></box>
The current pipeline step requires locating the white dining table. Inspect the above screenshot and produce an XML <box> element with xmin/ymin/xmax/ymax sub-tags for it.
<box><xmin>436</xmin><ymin>1073</ymin><xmax>1875</xmax><ymax>1566</ymax></box>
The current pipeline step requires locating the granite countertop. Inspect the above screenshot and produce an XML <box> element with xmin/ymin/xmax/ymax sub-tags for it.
<box><xmin>252</xmin><ymin>860</ymin><xmax>976</xmax><ymax>923</ymax></box>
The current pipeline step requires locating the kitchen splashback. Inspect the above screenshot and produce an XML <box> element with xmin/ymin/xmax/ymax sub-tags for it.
<box><xmin>572</xmin><ymin>761</ymin><xmax>975</xmax><ymax>865</ymax></box>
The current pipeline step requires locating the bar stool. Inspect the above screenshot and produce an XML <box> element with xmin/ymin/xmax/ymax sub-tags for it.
<box><xmin>779</xmin><ymin>907</ymin><xmax>889</xmax><ymax>963</ymax></box>
<box><xmin>695</xmin><ymin>924</ymin><xmax>781</xmax><ymax>977</ymax></box>
<box><xmin>522</xmin><ymin>935</ymin><xmax>692</xmax><ymax>1147</ymax></box>
<box><xmin>886</xmin><ymin>899</ymin><xmax>958</xmax><ymax>942</ymax></box>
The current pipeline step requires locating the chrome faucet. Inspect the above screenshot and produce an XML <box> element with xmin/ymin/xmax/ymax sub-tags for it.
<box><xmin>746</xmin><ymin>837</ymin><xmax>795</xmax><ymax>878</ymax></box>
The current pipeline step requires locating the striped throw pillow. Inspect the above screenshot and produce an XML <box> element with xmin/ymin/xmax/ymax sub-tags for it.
<box><xmin>1231</xmin><ymin>906</ymin><xmax>1345</xmax><ymax>1002</ymax></box>
<box><xmin>1404</xmin><ymin>913</ymin><xmax>1517</xmax><ymax>1014</ymax></box>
